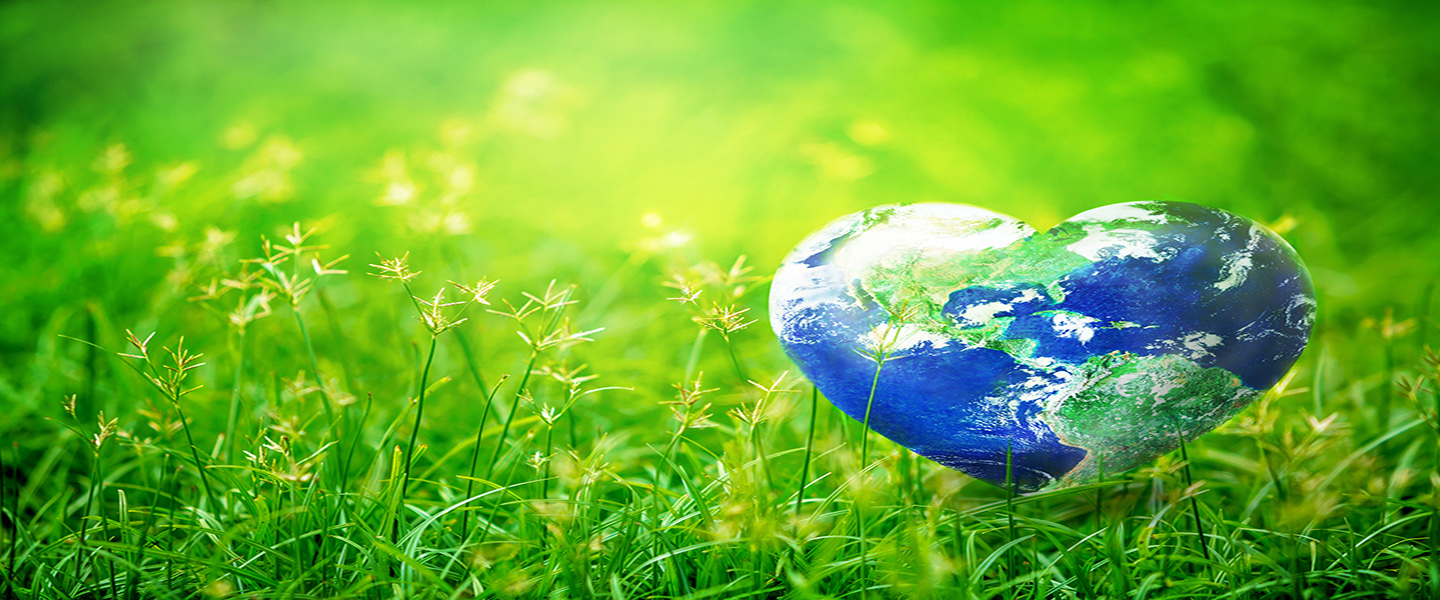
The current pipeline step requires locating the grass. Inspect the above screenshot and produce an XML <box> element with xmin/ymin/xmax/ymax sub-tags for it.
<box><xmin>2</xmin><ymin>0</ymin><xmax>1439</xmax><ymax>597</ymax></box>
<box><xmin>0</xmin><ymin>204</ymin><xmax>1436</xmax><ymax>598</ymax></box>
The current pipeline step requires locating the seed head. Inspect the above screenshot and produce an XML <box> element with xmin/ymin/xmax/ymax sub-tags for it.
<box><xmin>415</xmin><ymin>288</ymin><xmax>468</xmax><ymax>335</ymax></box>
<box><xmin>370</xmin><ymin>252</ymin><xmax>421</xmax><ymax>282</ymax></box>
<box><xmin>450</xmin><ymin>278</ymin><xmax>498</xmax><ymax>305</ymax></box>
<box><xmin>93</xmin><ymin>412</ymin><xmax>119</xmax><ymax>449</ymax></box>
<box><xmin>693</xmin><ymin>303</ymin><xmax>756</xmax><ymax>339</ymax></box>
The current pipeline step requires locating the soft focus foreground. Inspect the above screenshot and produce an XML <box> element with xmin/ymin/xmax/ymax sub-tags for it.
<box><xmin>1</xmin><ymin>1</ymin><xmax>1438</xmax><ymax>598</ymax></box>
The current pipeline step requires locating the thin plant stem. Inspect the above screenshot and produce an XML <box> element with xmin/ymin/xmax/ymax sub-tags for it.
<box><xmin>343</xmin><ymin>392</ymin><xmax>374</xmax><ymax>502</ymax></box>
<box><xmin>462</xmin><ymin>375</ymin><xmax>508</xmax><ymax>542</ymax></box>
<box><xmin>224</xmin><ymin>326</ymin><xmax>248</xmax><ymax>465</ymax></box>
<box><xmin>75</xmin><ymin>441</ymin><xmax>98</xmax><ymax>583</ymax></box>
<box><xmin>131</xmin><ymin>484</ymin><xmax>150</xmax><ymax>600</ymax></box>
<box><xmin>1177</xmin><ymin>435</ymin><xmax>1212</xmax><ymax>562</ymax></box>
<box><xmin>794</xmin><ymin>385</ymin><xmax>819</xmax><ymax>518</ymax></box>
<box><xmin>540</xmin><ymin>424</ymin><xmax>555</xmax><ymax>505</ymax></box>
<box><xmin>400</xmin><ymin>337</ymin><xmax>439</xmax><ymax>502</ymax></box>
<box><xmin>98</xmin><ymin>486</ymin><xmax>118</xmax><ymax>600</ymax></box>
<box><xmin>292</xmin><ymin>310</ymin><xmax>339</xmax><ymax>444</ymax></box>
<box><xmin>485</xmin><ymin>351</ymin><xmax>539</xmax><ymax>481</ymax></box>
<box><xmin>858</xmin><ymin>358</ymin><xmax>884</xmax><ymax>474</ymax></box>
<box><xmin>477</xmin><ymin>436</ymin><xmax>532</xmax><ymax>547</ymax></box>
<box><xmin>857</xmin><ymin>355</ymin><xmax>887</xmax><ymax>599</ymax></box>
<box><xmin>568</xmin><ymin>404</ymin><xmax>577</xmax><ymax>449</ymax></box>
<box><xmin>722</xmin><ymin>334</ymin><xmax>747</xmax><ymax>383</ymax></box>
<box><xmin>1382</xmin><ymin>332</ymin><xmax>1396</xmax><ymax>435</ymax></box>
<box><xmin>172</xmin><ymin>386</ymin><xmax>216</xmax><ymax>510</ymax></box>
<box><xmin>453</xmin><ymin>329</ymin><xmax>489</xmax><ymax>408</ymax></box>
<box><xmin>163</xmin><ymin>458</ymin><xmax>178</xmax><ymax>590</ymax></box>
<box><xmin>750</xmin><ymin>420</ymin><xmax>770</xmax><ymax>505</ymax></box>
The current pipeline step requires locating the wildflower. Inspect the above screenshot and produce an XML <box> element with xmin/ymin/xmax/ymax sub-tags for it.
<box><xmin>282</xmin><ymin>371</ymin><xmax>321</xmax><ymax>400</ymax></box>
<box><xmin>92</xmin><ymin>412</ymin><xmax>119</xmax><ymax>449</ymax></box>
<box><xmin>534</xmin><ymin>361</ymin><xmax>598</xmax><ymax>389</ymax></box>
<box><xmin>189</xmin><ymin>278</ymin><xmax>225</xmax><ymax>303</ymax></box>
<box><xmin>662</xmin><ymin>272</ymin><xmax>704</xmax><ymax>305</ymax></box>
<box><xmin>137</xmin><ymin>406</ymin><xmax>184</xmax><ymax>438</ymax></box>
<box><xmin>521</xmin><ymin>318</ymin><xmax>602</xmax><ymax>353</ymax></box>
<box><xmin>491</xmin><ymin>281</ymin><xmax>602</xmax><ymax>351</ymax></box>
<box><xmin>369</xmin><ymin>252</ymin><xmax>421</xmax><ymax>282</ymax></box>
<box><xmin>730</xmin><ymin>371</ymin><xmax>798</xmax><ymax>427</ymax></box>
<box><xmin>715</xmin><ymin>256</ymin><xmax>762</xmax><ymax>298</ymax></box>
<box><xmin>450</xmin><ymin>278</ymin><xmax>498</xmax><ymax>305</ymax></box>
<box><xmin>312</xmin><ymin>255</ymin><xmax>348</xmax><ymax>277</ymax></box>
<box><xmin>665</xmin><ymin>373</ymin><xmax>720</xmax><ymax>433</ymax></box>
<box><xmin>246</xmin><ymin>222</ymin><xmax>347</xmax><ymax>306</ymax></box>
<box><xmin>416</xmin><ymin>288</ymin><xmax>468</xmax><ymax>335</ymax></box>
<box><xmin>693</xmin><ymin>303</ymin><xmax>756</xmax><ymax>339</ymax></box>
<box><xmin>1362</xmin><ymin>306</ymin><xmax>1415</xmax><ymax>341</ymax></box>
<box><xmin>120</xmin><ymin>329</ymin><xmax>155</xmax><ymax>363</ymax></box>
<box><xmin>854</xmin><ymin>300</ymin><xmax>923</xmax><ymax>363</ymax></box>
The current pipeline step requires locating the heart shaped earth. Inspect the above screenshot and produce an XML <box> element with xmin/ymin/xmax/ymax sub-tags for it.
<box><xmin>770</xmin><ymin>201</ymin><xmax>1315</xmax><ymax>492</ymax></box>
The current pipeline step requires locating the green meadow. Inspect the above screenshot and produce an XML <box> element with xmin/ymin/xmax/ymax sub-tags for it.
<box><xmin>2</xmin><ymin>0</ymin><xmax>1438</xmax><ymax>597</ymax></box>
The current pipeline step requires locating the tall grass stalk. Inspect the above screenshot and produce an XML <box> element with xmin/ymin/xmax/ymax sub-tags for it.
<box><xmin>486</xmin><ymin>351</ymin><xmax>538</xmax><ymax>482</ymax></box>
<box><xmin>399</xmin><ymin>336</ymin><xmax>438</xmax><ymax>504</ymax></box>
<box><xmin>462</xmin><ymin>374</ymin><xmax>508</xmax><ymax>542</ymax></box>
<box><xmin>152</xmin><ymin>338</ymin><xmax>219</xmax><ymax>513</ymax></box>
<box><xmin>291</xmin><ymin>310</ymin><xmax>340</xmax><ymax>460</ymax></box>
<box><xmin>722</xmin><ymin>335</ymin><xmax>748</xmax><ymax>383</ymax></box>
<box><xmin>852</xmin><ymin>303</ymin><xmax>911</xmax><ymax>597</ymax></box>
<box><xmin>794</xmin><ymin>385</ymin><xmax>819</xmax><ymax>518</ymax></box>
<box><xmin>855</xmin><ymin>351</ymin><xmax>886</xmax><ymax>598</ymax></box>
<box><xmin>453</xmin><ymin>330</ymin><xmax>489</xmax><ymax>413</ymax></box>
<box><xmin>1176</xmin><ymin>435</ymin><xmax>1211</xmax><ymax>563</ymax></box>
<box><xmin>223</xmin><ymin>327</ymin><xmax>247</xmax><ymax>465</ymax></box>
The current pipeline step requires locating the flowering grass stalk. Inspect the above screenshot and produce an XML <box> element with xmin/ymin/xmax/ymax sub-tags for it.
<box><xmin>371</xmin><ymin>253</ymin><xmax>497</xmax><ymax>540</ymax></box>
<box><xmin>461</xmin><ymin>374</ymin><xmax>508</xmax><ymax>542</ymax></box>
<box><xmin>850</xmin><ymin>300</ymin><xmax>917</xmax><ymax>596</ymax></box>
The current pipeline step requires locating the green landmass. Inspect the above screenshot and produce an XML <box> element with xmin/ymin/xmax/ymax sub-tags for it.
<box><xmin>1041</xmin><ymin>352</ymin><xmax>1260</xmax><ymax>485</ymax></box>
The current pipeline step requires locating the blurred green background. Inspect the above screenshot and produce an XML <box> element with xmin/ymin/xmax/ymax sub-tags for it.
<box><xmin>2</xmin><ymin>0</ymin><xmax>1438</xmax><ymax>407</ymax></box>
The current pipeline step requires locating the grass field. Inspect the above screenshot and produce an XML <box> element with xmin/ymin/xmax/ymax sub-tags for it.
<box><xmin>2</xmin><ymin>0</ymin><xmax>1439</xmax><ymax>598</ymax></box>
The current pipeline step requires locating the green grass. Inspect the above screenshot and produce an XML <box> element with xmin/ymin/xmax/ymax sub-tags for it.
<box><xmin>2</xmin><ymin>0</ymin><xmax>1440</xmax><ymax>598</ymax></box>
<box><xmin>0</xmin><ymin>216</ymin><xmax>1435</xmax><ymax>600</ymax></box>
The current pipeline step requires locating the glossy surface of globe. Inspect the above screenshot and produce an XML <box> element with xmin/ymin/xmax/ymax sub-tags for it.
<box><xmin>770</xmin><ymin>201</ymin><xmax>1315</xmax><ymax>492</ymax></box>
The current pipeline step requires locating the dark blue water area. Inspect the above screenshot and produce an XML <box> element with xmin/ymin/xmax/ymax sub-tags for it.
<box><xmin>1044</xmin><ymin>207</ymin><xmax>1313</xmax><ymax>390</ymax></box>
<box><xmin>940</xmin><ymin>203</ymin><xmax>1313</xmax><ymax>391</ymax></box>
<box><xmin>780</xmin><ymin>300</ymin><xmax>1087</xmax><ymax>491</ymax></box>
